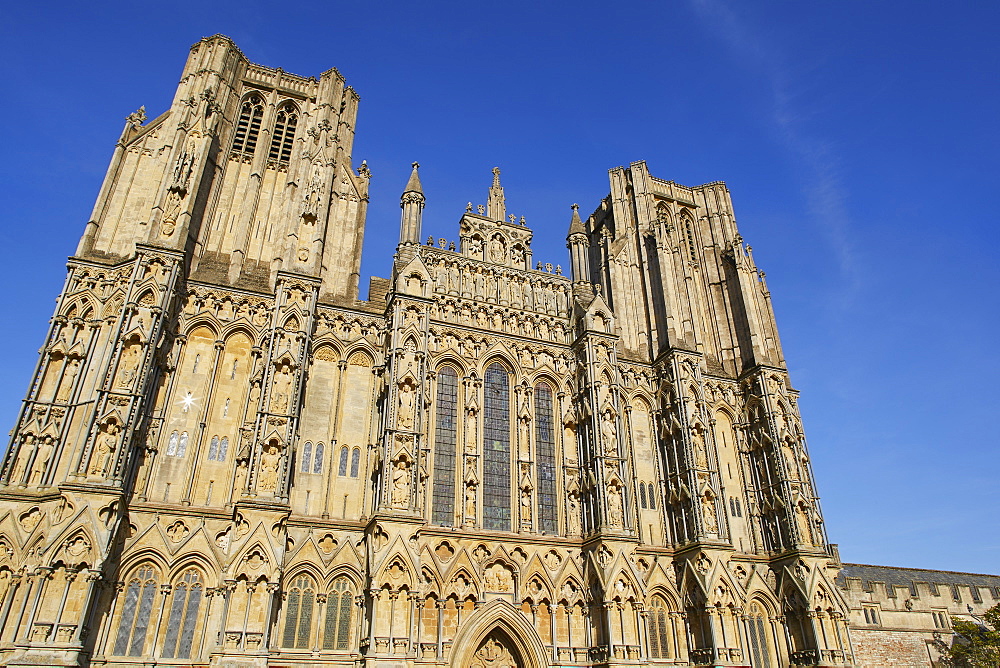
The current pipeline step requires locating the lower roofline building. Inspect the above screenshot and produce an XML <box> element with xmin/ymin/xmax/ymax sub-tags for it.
<box><xmin>0</xmin><ymin>34</ymin><xmax>987</xmax><ymax>668</ymax></box>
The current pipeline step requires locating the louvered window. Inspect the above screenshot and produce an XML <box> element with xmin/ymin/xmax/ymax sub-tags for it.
<box><xmin>534</xmin><ymin>382</ymin><xmax>557</xmax><ymax>533</ymax></box>
<box><xmin>431</xmin><ymin>366</ymin><xmax>458</xmax><ymax>525</ymax></box>
<box><xmin>269</xmin><ymin>102</ymin><xmax>298</xmax><ymax>163</ymax></box>
<box><xmin>483</xmin><ymin>363</ymin><xmax>511</xmax><ymax>531</ymax></box>
<box><xmin>232</xmin><ymin>94</ymin><xmax>264</xmax><ymax>156</ymax></box>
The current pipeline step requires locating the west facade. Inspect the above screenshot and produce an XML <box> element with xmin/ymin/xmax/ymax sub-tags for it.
<box><xmin>0</xmin><ymin>36</ymin><xmax>855</xmax><ymax>668</ymax></box>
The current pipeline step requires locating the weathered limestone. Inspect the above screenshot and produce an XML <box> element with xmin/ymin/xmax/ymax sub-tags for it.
<box><xmin>0</xmin><ymin>35</ymin><xmax>859</xmax><ymax>667</ymax></box>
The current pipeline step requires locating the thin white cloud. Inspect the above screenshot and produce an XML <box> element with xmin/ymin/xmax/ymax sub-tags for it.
<box><xmin>690</xmin><ymin>0</ymin><xmax>861</xmax><ymax>310</ymax></box>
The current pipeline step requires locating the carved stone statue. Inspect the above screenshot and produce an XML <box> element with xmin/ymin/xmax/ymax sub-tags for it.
<box><xmin>258</xmin><ymin>445</ymin><xmax>281</xmax><ymax>492</ymax></box>
<box><xmin>465</xmin><ymin>483</ymin><xmax>477</xmax><ymax>522</ymax></box>
<box><xmin>391</xmin><ymin>459</ymin><xmax>411</xmax><ymax>508</ymax></box>
<box><xmin>56</xmin><ymin>358</ymin><xmax>81</xmax><ymax>402</ymax></box>
<box><xmin>692</xmin><ymin>427</ymin><xmax>708</xmax><ymax>469</ymax></box>
<box><xmin>116</xmin><ymin>341</ymin><xmax>142</xmax><ymax>388</ymax></box>
<box><xmin>601</xmin><ymin>410</ymin><xmax>617</xmax><ymax>455</ymax></box>
<box><xmin>702</xmin><ymin>493</ymin><xmax>718</xmax><ymax>534</ymax></box>
<box><xmin>607</xmin><ymin>484</ymin><xmax>623</xmax><ymax>528</ymax></box>
<box><xmin>796</xmin><ymin>503</ymin><xmax>813</xmax><ymax>545</ymax></box>
<box><xmin>465</xmin><ymin>407</ymin><xmax>478</xmax><ymax>453</ymax></box>
<box><xmin>89</xmin><ymin>422</ymin><xmax>120</xmax><ymax>477</ymax></box>
<box><xmin>28</xmin><ymin>437</ymin><xmax>54</xmax><ymax>486</ymax></box>
<box><xmin>397</xmin><ymin>381</ymin><xmax>416</xmax><ymax>430</ymax></box>
<box><xmin>271</xmin><ymin>363</ymin><xmax>294</xmax><ymax>414</ymax></box>
<box><xmin>567</xmin><ymin>490</ymin><xmax>581</xmax><ymax>535</ymax></box>
<box><xmin>470</xmin><ymin>637</ymin><xmax>517</xmax><ymax>668</ymax></box>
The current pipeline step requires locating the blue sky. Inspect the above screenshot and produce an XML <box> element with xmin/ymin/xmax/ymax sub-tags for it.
<box><xmin>1</xmin><ymin>1</ymin><xmax>997</xmax><ymax>573</ymax></box>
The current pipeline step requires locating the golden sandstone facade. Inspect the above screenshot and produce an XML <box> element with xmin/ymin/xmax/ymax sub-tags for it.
<box><xmin>0</xmin><ymin>36</ymin><xmax>859</xmax><ymax>667</ymax></box>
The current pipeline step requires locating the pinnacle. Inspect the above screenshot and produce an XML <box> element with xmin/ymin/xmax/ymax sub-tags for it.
<box><xmin>568</xmin><ymin>203</ymin><xmax>586</xmax><ymax>236</ymax></box>
<box><xmin>403</xmin><ymin>162</ymin><xmax>423</xmax><ymax>195</ymax></box>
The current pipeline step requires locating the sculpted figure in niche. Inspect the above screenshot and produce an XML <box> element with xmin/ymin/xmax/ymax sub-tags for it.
<box><xmin>116</xmin><ymin>340</ymin><xmax>142</xmax><ymax>388</ymax></box>
<box><xmin>397</xmin><ymin>379</ymin><xmax>418</xmax><ymax>430</ymax></box>
<box><xmin>607</xmin><ymin>484</ymin><xmax>624</xmax><ymax>528</ymax></box>
<box><xmin>471</xmin><ymin>637</ymin><xmax>517</xmax><ymax>668</ymax></box>
<box><xmin>520</xmin><ymin>486</ymin><xmax>532</xmax><ymax>523</ymax></box>
<box><xmin>258</xmin><ymin>445</ymin><xmax>281</xmax><ymax>492</ymax></box>
<box><xmin>391</xmin><ymin>459</ymin><xmax>411</xmax><ymax>508</ymax></box>
<box><xmin>271</xmin><ymin>363</ymin><xmax>293</xmax><ymax>414</ymax></box>
<box><xmin>465</xmin><ymin>484</ymin><xmax>477</xmax><ymax>522</ymax></box>
<box><xmin>488</xmin><ymin>235</ymin><xmax>506</xmax><ymax>264</ymax></box>
<box><xmin>692</xmin><ymin>426</ymin><xmax>708</xmax><ymax>469</ymax></box>
<box><xmin>567</xmin><ymin>490</ymin><xmax>581</xmax><ymax>535</ymax></box>
<box><xmin>89</xmin><ymin>421</ymin><xmax>120</xmax><ymax>477</ymax></box>
<box><xmin>601</xmin><ymin>410</ymin><xmax>618</xmax><ymax>456</ymax></box>
<box><xmin>702</xmin><ymin>493</ymin><xmax>718</xmax><ymax>534</ymax></box>
<box><xmin>781</xmin><ymin>438</ymin><xmax>799</xmax><ymax>479</ymax></box>
<box><xmin>56</xmin><ymin>358</ymin><xmax>81</xmax><ymax>402</ymax></box>
<box><xmin>28</xmin><ymin>436</ymin><xmax>55</xmax><ymax>486</ymax></box>
<box><xmin>465</xmin><ymin>407</ymin><xmax>478</xmax><ymax>453</ymax></box>
<box><xmin>796</xmin><ymin>503</ymin><xmax>813</xmax><ymax>545</ymax></box>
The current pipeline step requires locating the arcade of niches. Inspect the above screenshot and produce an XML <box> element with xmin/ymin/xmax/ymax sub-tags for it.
<box><xmin>0</xmin><ymin>35</ymin><xmax>855</xmax><ymax>668</ymax></box>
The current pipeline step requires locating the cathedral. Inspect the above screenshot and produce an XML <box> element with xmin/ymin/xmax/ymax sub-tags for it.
<box><xmin>0</xmin><ymin>35</ymin><xmax>858</xmax><ymax>668</ymax></box>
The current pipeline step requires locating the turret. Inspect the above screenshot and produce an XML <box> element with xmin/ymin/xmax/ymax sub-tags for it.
<box><xmin>399</xmin><ymin>162</ymin><xmax>425</xmax><ymax>247</ymax></box>
<box><xmin>487</xmin><ymin>166</ymin><xmax>506</xmax><ymax>222</ymax></box>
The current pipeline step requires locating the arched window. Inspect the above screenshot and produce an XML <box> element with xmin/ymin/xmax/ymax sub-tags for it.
<box><xmin>483</xmin><ymin>363</ymin><xmax>511</xmax><ymax>531</ymax></box>
<box><xmin>431</xmin><ymin>366</ymin><xmax>458</xmax><ymax>525</ymax></box>
<box><xmin>208</xmin><ymin>436</ymin><xmax>219</xmax><ymax>461</ymax></box>
<box><xmin>232</xmin><ymin>94</ymin><xmax>264</xmax><ymax>156</ymax></box>
<box><xmin>177</xmin><ymin>432</ymin><xmax>189</xmax><ymax>457</ymax></box>
<box><xmin>161</xmin><ymin>568</ymin><xmax>203</xmax><ymax>659</ymax></box>
<box><xmin>282</xmin><ymin>575</ymin><xmax>315</xmax><ymax>649</ymax></box>
<box><xmin>534</xmin><ymin>382</ymin><xmax>557</xmax><ymax>533</ymax></box>
<box><xmin>322</xmin><ymin>577</ymin><xmax>354</xmax><ymax>650</ymax></box>
<box><xmin>350</xmin><ymin>448</ymin><xmax>360</xmax><ymax>478</ymax></box>
<box><xmin>219</xmin><ymin>436</ymin><xmax>229</xmax><ymax>460</ymax></box>
<box><xmin>682</xmin><ymin>213</ymin><xmax>697</xmax><ymax>261</ymax></box>
<box><xmin>269</xmin><ymin>102</ymin><xmax>298</xmax><ymax>163</ymax></box>
<box><xmin>113</xmin><ymin>565</ymin><xmax>158</xmax><ymax>657</ymax></box>
<box><xmin>648</xmin><ymin>483</ymin><xmax>656</xmax><ymax>510</ymax></box>
<box><xmin>746</xmin><ymin>601</ymin><xmax>772</xmax><ymax>667</ymax></box>
<box><xmin>639</xmin><ymin>482</ymin><xmax>648</xmax><ymax>509</ymax></box>
<box><xmin>166</xmin><ymin>431</ymin><xmax>179</xmax><ymax>456</ymax></box>
<box><xmin>338</xmin><ymin>446</ymin><xmax>349</xmax><ymax>476</ymax></box>
<box><xmin>300</xmin><ymin>442</ymin><xmax>313</xmax><ymax>473</ymax></box>
<box><xmin>648</xmin><ymin>596</ymin><xmax>671</xmax><ymax>658</ymax></box>
<box><xmin>313</xmin><ymin>443</ymin><xmax>324</xmax><ymax>474</ymax></box>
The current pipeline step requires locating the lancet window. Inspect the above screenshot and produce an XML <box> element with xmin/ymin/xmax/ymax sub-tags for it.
<box><xmin>746</xmin><ymin>602</ymin><xmax>773</xmax><ymax>667</ymax></box>
<box><xmin>300</xmin><ymin>442</ymin><xmax>313</xmax><ymax>473</ymax></box>
<box><xmin>268</xmin><ymin>102</ymin><xmax>298</xmax><ymax>163</ymax></box>
<box><xmin>534</xmin><ymin>381</ymin><xmax>557</xmax><ymax>533</ymax></box>
<box><xmin>322</xmin><ymin>577</ymin><xmax>354</xmax><ymax>650</ymax></box>
<box><xmin>232</xmin><ymin>94</ymin><xmax>264</xmax><ymax>157</ymax></box>
<box><xmin>207</xmin><ymin>435</ymin><xmax>229</xmax><ymax>461</ymax></box>
<box><xmin>112</xmin><ymin>565</ymin><xmax>158</xmax><ymax>657</ymax></box>
<box><xmin>161</xmin><ymin>568</ymin><xmax>203</xmax><ymax>659</ymax></box>
<box><xmin>431</xmin><ymin>366</ymin><xmax>458</xmax><ymax>525</ymax></box>
<box><xmin>350</xmin><ymin>448</ymin><xmax>360</xmax><ymax>477</ymax></box>
<box><xmin>282</xmin><ymin>575</ymin><xmax>316</xmax><ymax>649</ymax></box>
<box><xmin>312</xmin><ymin>443</ymin><xmax>324</xmax><ymax>474</ymax></box>
<box><xmin>648</xmin><ymin>596</ymin><xmax>671</xmax><ymax>658</ymax></box>
<box><xmin>483</xmin><ymin>363</ymin><xmax>511</xmax><ymax>531</ymax></box>
<box><xmin>166</xmin><ymin>431</ymin><xmax>188</xmax><ymax>457</ymax></box>
<box><xmin>339</xmin><ymin>446</ymin><xmax>349</xmax><ymax>476</ymax></box>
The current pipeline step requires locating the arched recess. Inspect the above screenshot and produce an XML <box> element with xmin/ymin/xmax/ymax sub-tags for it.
<box><xmin>450</xmin><ymin>598</ymin><xmax>550</xmax><ymax>668</ymax></box>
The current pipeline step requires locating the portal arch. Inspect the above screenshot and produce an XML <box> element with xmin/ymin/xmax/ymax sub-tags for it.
<box><xmin>450</xmin><ymin>598</ymin><xmax>549</xmax><ymax>668</ymax></box>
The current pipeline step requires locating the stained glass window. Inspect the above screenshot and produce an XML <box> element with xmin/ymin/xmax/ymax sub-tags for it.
<box><xmin>350</xmin><ymin>448</ymin><xmax>360</xmax><ymax>478</ymax></box>
<box><xmin>300</xmin><ymin>442</ymin><xmax>312</xmax><ymax>473</ymax></box>
<box><xmin>648</xmin><ymin>483</ymin><xmax>656</xmax><ymax>510</ymax></box>
<box><xmin>322</xmin><ymin>577</ymin><xmax>353</xmax><ymax>650</ymax></box>
<box><xmin>161</xmin><ymin>568</ymin><xmax>202</xmax><ymax>659</ymax></box>
<box><xmin>339</xmin><ymin>446</ymin><xmax>349</xmax><ymax>476</ymax></box>
<box><xmin>313</xmin><ymin>443</ymin><xmax>324</xmax><ymax>474</ymax></box>
<box><xmin>639</xmin><ymin>482</ymin><xmax>648</xmax><ymax>509</ymax></box>
<box><xmin>747</xmin><ymin>602</ymin><xmax>771</xmax><ymax>667</ymax></box>
<box><xmin>534</xmin><ymin>382</ymin><xmax>557</xmax><ymax>533</ymax></box>
<box><xmin>282</xmin><ymin>575</ymin><xmax>315</xmax><ymax>649</ymax></box>
<box><xmin>219</xmin><ymin>436</ymin><xmax>228</xmax><ymax>460</ymax></box>
<box><xmin>648</xmin><ymin>597</ymin><xmax>670</xmax><ymax>658</ymax></box>
<box><xmin>208</xmin><ymin>436</ymin><xmax>219</xmax><ymax>461</ymax></box>
<box><xmin>483</xmin><ymin>363</ymin><xmax>511</xmax><ymax>531</ymax></box>
<box><xmin>113</xmin><ymin>565</ymin><xmax>157</xmax><ymax>657</ymax></box>
<box><xmin>432</xmin><ymin>366</ymin><xmax>458</xmax><ymax>525</ymax></box>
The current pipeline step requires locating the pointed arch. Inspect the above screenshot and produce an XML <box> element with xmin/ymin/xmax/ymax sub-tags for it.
<box><xmin>450</xmin><ymin>598</ymin><xmax>550</xmax><ymax>668</ymax></box>
<box><xmin>269</xmin><ymin>100</ymin><xmax>299</xmax><ymax>163</ymax></box>
<box><xmin>112</xmin><ymin>561</ymin><xmax>160</xmax><ymax>657</ymax></box>
<box><xmin>232</xmin><ymin>93</ymin><xmax>264</xmax><ymax>157</ymax></box>
<box><xmin>281</xmin><ymin>571</ymin><xmax>317</xmax><ymax>649</ymax></box>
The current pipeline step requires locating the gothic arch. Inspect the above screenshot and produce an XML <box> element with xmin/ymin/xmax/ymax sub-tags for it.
<box><xmin>435</xmin><ymin>355</ymin><xmax>469</xmax><ymax>376</ymax></box>
<box><xmin>450</xmin><ymin>598</ymin><xmax>550</xmax><ymax>668</ymax></box>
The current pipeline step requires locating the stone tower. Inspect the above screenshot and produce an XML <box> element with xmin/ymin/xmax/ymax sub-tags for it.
<box><xmin>0</xmin><ymin>37</ymin><xmax>854</xmax><ymax>668</ymax></box>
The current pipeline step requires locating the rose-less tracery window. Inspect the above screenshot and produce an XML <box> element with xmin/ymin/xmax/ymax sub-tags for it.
<box><xmin>161</xmin><ymin>568</ymin><xmax>203</xmax><ymax>659</ymax></box>
<box><xmin>282</xmin><ymin>575</ymin><xmax>315</xmax><ymax>649</ymax></box>
<box><xmin>431</xmin><ymin>366</ymin><xmax>458</xmax><ymax>525</ymax></box>
<box><xmin>322</xmin><ymin>577</ymin><xmax>354</xmax><ymax>650</ymax></box>
<box><xmin>483</xmin><ymin>363</ymin><xmax>511</xmax><ymax>531</ymax></box>
<box><xmin>112</xmin><ymin>565</ymin><xmax>158</xmax><ymax>657</ymax></box>
<box><xmin>534</xmin><ymin>382</ymin><xmax>557</xmax><ymax>533</ymax></box>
